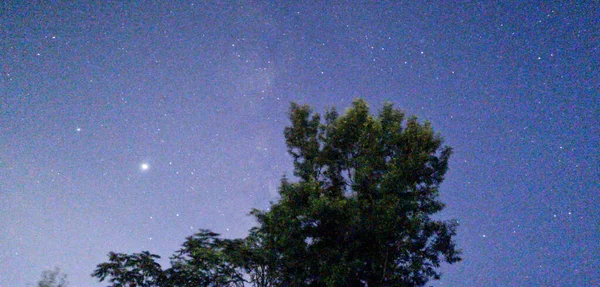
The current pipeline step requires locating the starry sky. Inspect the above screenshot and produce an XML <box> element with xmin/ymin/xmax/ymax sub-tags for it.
<box><xmin>1</xmin><ymin>2</ymin><xmax>598</xmax><ymax>286</ymax></box>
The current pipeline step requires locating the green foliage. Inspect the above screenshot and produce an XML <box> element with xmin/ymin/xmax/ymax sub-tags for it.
<box><xmin>167</xmin><ymin>230</ymin><xmax>245</xmax><ymax>286</ymax></box>
<box><xmin>92</xmin><ymin>231</ymin><xmax>252</xmax><ymax>287</ymax></box>
<box><xmin>92</xmin><ymin>251</ymin><xmax>164</xmax><ymax>286</ymax></box>
<box><xmin>253</xmin><ymin>99</ymin><xmax>461</xmax><ymax>286</ymax></box>
<box><xmin>93</xmin><ymin>98</ymin><xmax>460</xmax><ymax>287</ymax></box>
<box><xmin>37</xmin><ymin>268</ymin><xmax>68</xmax><ymax>287</ymax></box>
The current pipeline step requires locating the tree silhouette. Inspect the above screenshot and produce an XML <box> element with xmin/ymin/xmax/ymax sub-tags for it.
<box><xmin>92</xmin><ymin>251</ymin><xmax>164</xmax><ymax>286</ymax></box>
<box><xmin>92</xmin><ymin>231</ymin><xmax>249</xmax><ymax>287</ymax></box>
<box><xmin>37</xmin><ymin>268</ymin><xmax>68</xmax><ymax>287</ymax></box>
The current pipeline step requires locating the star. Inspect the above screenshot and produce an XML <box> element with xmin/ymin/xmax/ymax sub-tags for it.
<box><xmin>140</xmin><ymin>163</ymin><xmax>150</xmax><ymax>171</ymax></box>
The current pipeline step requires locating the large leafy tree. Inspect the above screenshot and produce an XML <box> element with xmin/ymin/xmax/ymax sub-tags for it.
<box><xmin>251</xmin><ymin>99</ymin><xmax>460</xmax><ymax>286</ymax></box>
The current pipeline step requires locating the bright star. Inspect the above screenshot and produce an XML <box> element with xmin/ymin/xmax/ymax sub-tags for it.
<box><xmin>140</xmin><ymin>163</ymin><xmax>150</xmax><ymax>171</ymax></box>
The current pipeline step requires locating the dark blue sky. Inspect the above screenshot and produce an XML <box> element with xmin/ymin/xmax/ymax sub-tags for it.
<box><xmin>1</xmin><ymin>2</ymin><xmax>598</xmax><ymax>286</ymax></box>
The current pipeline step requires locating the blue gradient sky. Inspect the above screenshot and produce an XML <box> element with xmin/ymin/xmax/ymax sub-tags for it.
<box><xmin>1</xmin><ymin>2</ymin><xmax>598</xmax><ymax>286</ymax></box>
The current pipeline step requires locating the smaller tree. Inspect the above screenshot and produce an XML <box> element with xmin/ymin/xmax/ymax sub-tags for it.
<box><xmin>92</xmin><ymin>251</ymin><xmax>165</xmax><ymax>286</ymax></box>
<box><xmin>222</xmin><ymin>227</ymin><xmax>277</xmax><ymax>287</ymax></box>
<box><xmin>167</xmin><ymin>230</ymin><xmax>245</xmax><ymax>287</ymax></box>
<box><xmin>37</xmin><ymin>267</ymin><xmax>68</xmax><ymax>287</ymax></box>
<box><xmin>92</xmin><ymin>230</ymin><xmax>249</xmax><ymax>287</ymax></box>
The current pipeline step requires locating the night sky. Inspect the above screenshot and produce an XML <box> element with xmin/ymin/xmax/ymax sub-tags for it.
<box><xmin>1</xmin><ymin>2</ymin><xmax>598</xmax><ymax>286</ymax></box>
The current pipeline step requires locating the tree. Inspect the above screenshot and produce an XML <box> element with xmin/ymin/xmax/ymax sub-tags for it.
<box><xmin>167</xmin><ymin>230</ymin><xmax>245</xmax><ymax>287</ymax></box>
<box><xmin>92</xmin><ymin>251</ymin><xmax>165</xmax><ymax>286</ymax></box>
<box><xmin>37</xmin><ymin>268</ymin><xmax>68</xmax><ymax>287</ymax></box>
<box><xmin>219</xmin><ymin>227</ymin><xmax>277</xmax><ymax>287</ymax></box>
<box><xmin>92</xmin><ymin>230</ymin><xmax>249</xmax><ymax>287</ymax></box>
<box><xmin>251</xmin><ymin>99</ymin><xmax>461</xmax><ymax>286</ymax></box>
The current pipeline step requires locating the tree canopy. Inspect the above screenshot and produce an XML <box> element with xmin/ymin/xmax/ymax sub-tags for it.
<box><xmin>93</xmin><ymin>99</ymin><xmax>460</xmax><ymax>287</ymax></box>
